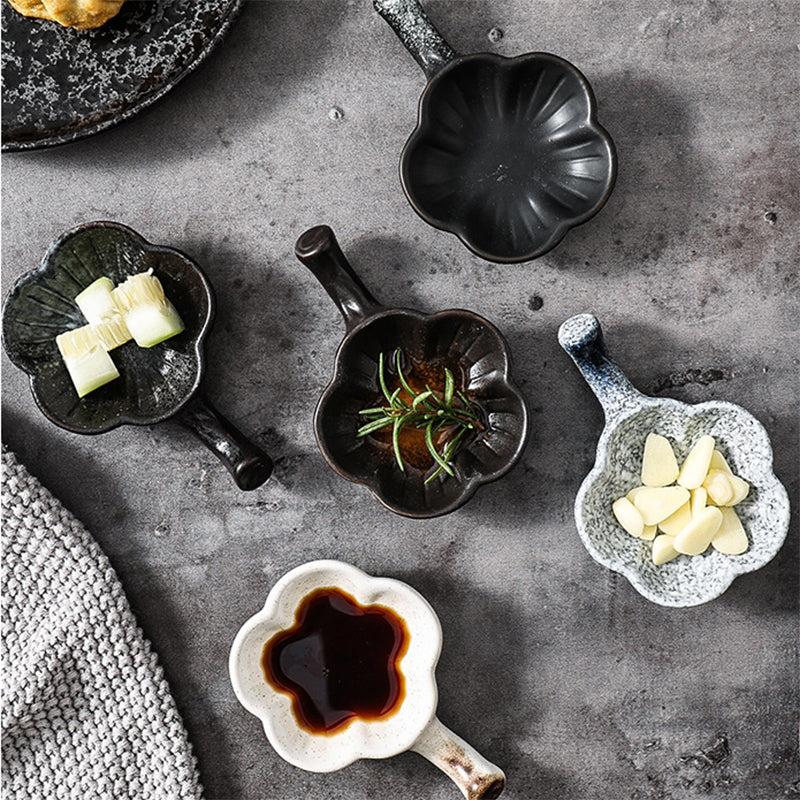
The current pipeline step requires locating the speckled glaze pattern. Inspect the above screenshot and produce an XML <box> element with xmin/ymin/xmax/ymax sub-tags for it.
<box><xmin>1</xmin><ymin>0</ymin><xmax>244</xmax><ymax>150</ymax></box>
<box><xmin>374</xmin><ymin>0</ymin><xmax>616</xmax><ymax>263</ymax></box>
<box><xmin>2</xmin><ymin>221</ymin><xmax>272</xmax><ymax>490</ymax></box>
<box><xmin>558</xmin><ymin>314</ymin><xmax>791</xmax><ymax>607</ymax></box>
<box><xmin>229</xmin><ymin>560</ymin><xmax>506</xmax><ymax>800</ymax></box>
<box><xmin>2</xmin><ymin>221</ymin><xmax>212</xmax><ymax>431</ymax></box>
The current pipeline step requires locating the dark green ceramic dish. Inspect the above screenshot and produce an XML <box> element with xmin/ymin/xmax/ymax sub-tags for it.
<box><xmin>2</xmin><ymin>221</ymin><xmax>272</xmax><ymax>490</ymax></box>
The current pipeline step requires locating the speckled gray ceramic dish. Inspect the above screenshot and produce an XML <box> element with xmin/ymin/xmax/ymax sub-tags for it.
<box><xmin>558</xmin><ymin>314</ymin><xmax>790</xmax><ymax>607</ymax></box>
<box><xmin>1</xmin><ymin>0</ymin><xmax>244</xmax><ymax>151</ymax></box>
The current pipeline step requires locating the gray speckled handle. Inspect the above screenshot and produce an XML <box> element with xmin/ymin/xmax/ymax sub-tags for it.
<box><xmin>374</xmin><ymin>0</ymin><xmax>457</xmax><ymax>79</ymax></box>
<box><xmin>558</xmin><ymin>314</ymin><xmax>647</xmax><ymax>419</ymax></box>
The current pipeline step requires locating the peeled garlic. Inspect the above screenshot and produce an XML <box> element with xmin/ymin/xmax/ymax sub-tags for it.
<box><xmin>641</xmin><ymin>433</ymin><xmax>679</xmax><ymax>487</ymax></box>
<box><xmin>703</xmin><ymin>469</ymin><xmax>734</xmax><ymax>506</ymax></box>
<box><xmin>641</xmin><ymin>525</ymin><xmax>658</xmax><ymax>541</ymax></box>
<box><xmin>658</xmin><ymin>501</ymin><xmax>692</xmax><ymax>536</ymax></box>
<box><xmin>611</xmin><ymin>431</ymin><xmax>751</xmax><ymax>565</ymax></box>
<box><xmin>626</xmin><ymin>486</ymin><xmax>647</xmax><ymax>503</ymax></box>
<box><xmin>612</xmin><ymin>498</ymin><xmax>644</xmax><ymax>538</ymax></box>
<box><xmin>709</xmin><ymin>449</ymin><xmax>733</xmax><ymax>474</ymax></box>
<box><xmin>690</xmin><ymin>487</ymin><xmax>707</xmax><ymax>517</ymax></box>
<box><xmin>712</xmin><ymin>507</ymin><xmax>749</xmax><ymax>555</ymax></box>
<box><xmin>673</xmin><ymin>506</ymin><xmax>723</xmax><ymax>555</ymax></box>
<box><xmin>677</xmin><ymin>435</ymin><xmax>716</xmax><ymax>489</ymax></box>
<box><xmin>726</xmin><ymin>473</ymin><xmax>750</xmax><ymax>506</ymax></box>
<box><xmin>652</xmin><ymin>534</ymin><xmax>680</xmax><ymax>565</ymax></box>
<box><xmin>633</xmin><ymin>486</ymin><xmax>691</xmax><ymax>526</ymax></box>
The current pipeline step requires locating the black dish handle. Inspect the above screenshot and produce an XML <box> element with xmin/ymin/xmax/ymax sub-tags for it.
<box><xmin>176</xmin><ymin>394</ymin><xmax>273</xmax><ymax>491</ymax></box>
<box><xmin>374</xmin><ymin>0</ymin><xmax>457</xmax><ymax>79</ymax></box>
<box><xmin>294</xmin><ymin>225</ymin><xmax>382</xmax><ymax>333</ymax></box>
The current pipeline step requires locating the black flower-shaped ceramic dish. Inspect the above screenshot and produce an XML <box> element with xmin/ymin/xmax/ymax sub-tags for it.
<box><xmin>295</xmin><ymin>225</ymin><xmax>529</xmax><ymax>518</ymax></box>
<box><xmin>375</xmin><ymin>0</ymin><xmax>616</xmax><ymax>263</ymax></box>
<box><xmin>2</xmin><ymin>222</ymin><xmax>272</xmax><ymax>490</ymax></box>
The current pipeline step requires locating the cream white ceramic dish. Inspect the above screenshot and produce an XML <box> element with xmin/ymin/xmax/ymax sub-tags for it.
<box><xmin>558</xmin><ymin>314</ymin><xmax>791</xmax><ymax>607</ymax></box>
<box><xmin>229</xmin><ymin>560</ymin><xmax>505</xmax><ymax>799</ymax></box>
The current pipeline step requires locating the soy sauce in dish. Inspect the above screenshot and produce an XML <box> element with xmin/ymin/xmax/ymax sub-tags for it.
<box><xmin>261</xmin><ymin>587</ymin><xmax>409</xmax><ymax>735</ymax></box>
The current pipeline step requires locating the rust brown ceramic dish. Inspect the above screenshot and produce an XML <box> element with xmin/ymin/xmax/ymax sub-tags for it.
<box><xmin>295</xmin><ymin>225</ymin><xmax>529</xmax><ymax>518</ymax></box>
<box><xmin>374</xmin><ymin>0</ymin><xmax>616</xmax><ymax>263</ymax></box>
<box><xmin>2</xmin><ymin>221</ymin><xmax>272</xmax><ymax>490</ymax></box>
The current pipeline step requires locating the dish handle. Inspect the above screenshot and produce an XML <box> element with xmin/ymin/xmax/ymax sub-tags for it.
<box><xmin>411</xmin><ymin>716</ymin><xmax>505</xmax><ymax>800</ymax></box>
<box><xmin>373</xmin><ymin>0</ymin><xmax>457</xmax><ymax>79</ymax></box>
<box><xmin>176</xmin><ymin>394</ymin><xmax>273</xmax><ymax>491</ymax></box>
<box><xmin>294</xmin><ymin>225</ymin><xmax>382</xmax><ymax>333</ymax></box>
<box><xmin>558</xmin><ymin>314</ymin><xmax>646</xmax><ymax>419</ymax></box>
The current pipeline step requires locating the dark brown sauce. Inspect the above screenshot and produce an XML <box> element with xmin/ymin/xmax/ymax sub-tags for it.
<box><xmin>261</xmin><ymin>588</ymin><xmax>409</xmax><ymax>735</ymax></box>
<box><xmin>369</xmin><ymin>352</ymin><xmax>479</xmax><ymax>471</ymax></box>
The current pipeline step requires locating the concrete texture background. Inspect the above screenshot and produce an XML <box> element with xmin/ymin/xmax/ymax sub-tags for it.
<box><xmin>2</xmin><ymin>1</ymin><xmax>798</xmax><ymax>798</ymax></box>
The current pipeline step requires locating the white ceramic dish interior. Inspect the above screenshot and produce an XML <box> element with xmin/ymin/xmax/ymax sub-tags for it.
<box><xmin>229</xmin><ymin>560</ymin><xmax>505</xmax><ymax>799</ymax></box>
<box><xmin>558</xmin><ymin>314</ymin><xmax>790</xmax><ymax>607</ymax></box>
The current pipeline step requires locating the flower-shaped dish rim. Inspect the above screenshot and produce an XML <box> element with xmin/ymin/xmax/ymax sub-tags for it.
<box><xmin>575</xmin><ymin>395</ymin><xmax>791</xmax><ymax>607</ymax></box>
<box><xmin>313</xmin><ymin>307</ymin><xmax>530</xmax><ymax>518</ymax></box>
<box><xmin>400</xmin><ymin>51</ymin><xmax>617</xmax><ymax>263</ymax></box>
<box><xmin>228</xmin><ymin>560</ymin><xmax>442</xmax><ymax>772</ymax></box>
<box><xmin>1</xmin><ymin>220</ymin><xmax>214</xmax><ymax>433</ymax></box>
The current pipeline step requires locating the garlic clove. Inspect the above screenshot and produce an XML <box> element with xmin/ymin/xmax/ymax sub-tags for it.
<box><xmin>633</xmin><ymin>486</ymin><xmax>691</xmax><ymax>526</ymax></box>
<box><xmin>673</xmin><ymin>506</ymin><xmax>724</xmax><ymax>555</ymax></box>
<box><xmin>712</xmin><ymin>507</ymin><xmax>749</xmax><ymax>555</ymax></box>
<box><xmin>652</xmin><ymin>534</ymin><xmax>680</xmax><ymax>565</ymax></box>
<box><xmin>677</xmin><ymin>434</ymin><xmax>716</xmax><ymax>489</ymax></box>
<box><xmin>703</xmin><ymin>469</ymin><xmax>734</xmax><ymax>506</ymax></box>
<box><xmin>658</xmin><ymin>501</ymin><xmax>692</xmax><ymax>536</ymax></box>
<box><xmin>612</xmin><ymin>497</ymin><xmax>645</xmax><ymax>538</ymax></box>
<box><xmin>641</xmin><ymin>433</ymin><xmax>679</xmax><ymax>487</ymax></box>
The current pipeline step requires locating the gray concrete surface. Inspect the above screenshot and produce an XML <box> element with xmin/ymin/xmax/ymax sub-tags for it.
<box><xmin>2</xmin><ymin>1</ymin><xmax>798</xmax><ymax>798</ymax></box>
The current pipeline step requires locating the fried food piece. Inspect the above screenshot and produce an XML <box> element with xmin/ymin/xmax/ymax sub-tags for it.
<box><xmin>7</xmin><ymin>0</ymin><xmax>125</xmax><ymax>29</ymax></box>
<box><xmin>6</xmin><ymin>0</ymin><xmax>51</xmax><ymax>22</ymax></box>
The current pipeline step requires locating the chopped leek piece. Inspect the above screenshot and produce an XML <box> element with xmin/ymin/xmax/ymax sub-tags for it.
<box><xmin>56</xmin><ymin>325</ymin><xmax>119</xmax><ymax>397</ymax></box>
<box><xmin>91</xmin><ymin>315</ymin><xmax>132</xmax><ymax>351</ymax></box>
<box><xmin>112</xmin><ymin>272</ymin><xmax>184</xmax><ymax>347</ymax></box>
<box><xmin>75</xmin><ymin>276</ymin><xmax>116</xmax><ymax>323</ymax></box>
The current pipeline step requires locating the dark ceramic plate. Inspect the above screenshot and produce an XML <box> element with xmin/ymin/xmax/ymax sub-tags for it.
<box><xmin>374</xmin><ymin>0</ymin><xmax>616</xmax><ymax>263</ymax></box>
<box><xmin>1</xmin><ymin>0</ymin><xmax>244</xmax><ymax>151</ymax></box>
<box><xmin>2</xmin><ymin>221</ymin><xmax>272</xmax><ymax>490</ymax></box>
<box><xmin>295</xmin><ymin>225</ymin><xmax>529</xmax><ymax>518</ymax></box>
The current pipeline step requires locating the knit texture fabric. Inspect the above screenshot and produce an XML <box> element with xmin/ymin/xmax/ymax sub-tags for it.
<box><xmin>1</xmin><ymin>449</ymin><xmax>203</xmax><ymax>800</ymax></box>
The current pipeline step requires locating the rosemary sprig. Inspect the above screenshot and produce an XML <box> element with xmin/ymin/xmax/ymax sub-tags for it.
<box><xmin>356</xmin><ymin>350</ymin><xmax>482</xmax><ymax>483</ymax></box>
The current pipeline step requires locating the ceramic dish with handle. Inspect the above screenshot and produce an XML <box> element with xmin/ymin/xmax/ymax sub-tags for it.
<box><xmin>229</xmin><ymin>559</ymin><xmax>505</xmax><ymax>800</ymax></box>
<box><xmin>294</xmin><ymin>225</ymin><xmax>528</xmax><ymax>518</ymax></box>
<box><xmin>374</xmin><ymin>0</ymin><xmax>616</xmax><ymax>263</ymax></box>
<box><xmin>558</xmin><ymin>313</ymin><xmax>790</xmax><ymax>607</ymax></box>
<box><xmin>2</xmin><ymin>221</ymin><xmax>272</xmax><ymax>490</ymax></box>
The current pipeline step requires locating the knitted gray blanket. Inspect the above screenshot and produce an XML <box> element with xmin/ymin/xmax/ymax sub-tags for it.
<box><xmin>1</xmin><ymin>449</ymin><xmax>203</xmax><ymax>800</ymax></box>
